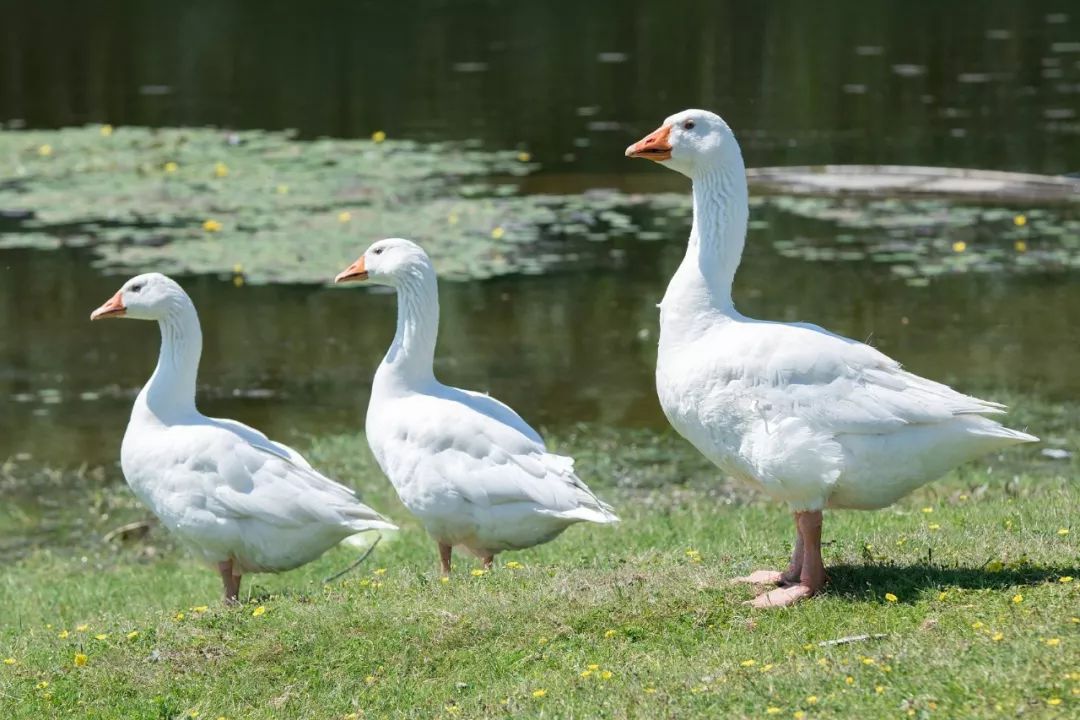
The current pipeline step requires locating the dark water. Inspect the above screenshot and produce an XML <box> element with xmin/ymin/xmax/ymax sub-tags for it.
<box><xmin>1</xmin><ymin>0</ymin><xmax>1079</xmax><ymax>474</ymax></box>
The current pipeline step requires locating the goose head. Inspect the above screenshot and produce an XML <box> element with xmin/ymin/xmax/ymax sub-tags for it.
<box><xmin>625</xmin><ymin>109</ymin><xmax>740</xmax><ymax>178</ymax></box>
<box><xmin>90</xmin><ymin>272</ymin><xmax>189</xmax><ymax>321</ymax></box>
<box><xmin>335</xmin><ymin>238</ymin><xmax>432</xmax><ymax>287</ymax></box>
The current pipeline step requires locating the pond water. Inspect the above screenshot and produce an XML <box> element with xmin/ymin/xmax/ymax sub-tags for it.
<box><xmin>1</xmin><ymin>1</ymin><xmax>1078</xmax><ymax>480</ymax></box>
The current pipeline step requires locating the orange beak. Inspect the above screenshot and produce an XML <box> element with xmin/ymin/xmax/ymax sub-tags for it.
<box><xmin>334</xmin><ymin>256</ymin><xmax>368</xmax><ymax>283</ymax></box>
<box><xmin>625</xmin><ymin>124</ymin><xmax>673</xmax><ymax>161</ymax></box>
<box><xmin>90</xmin><ymin>290</ymin><xmax>126</xmax><ymax>320</ymax></box>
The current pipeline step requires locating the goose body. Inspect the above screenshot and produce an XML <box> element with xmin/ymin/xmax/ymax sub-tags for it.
<box><xmin>91</xmin><ymin>273</ymin><xmax>396</xmax><ymax>601</ymax></box>
<box><xmin>627</xmin><ymin>110</ymin><xmax>1037</xmax><ymax>606</ymax></box>
<box><xmin>336</xmin><ymin>240</ymin><xmax>618</xmax><ymax>573</ymax></box>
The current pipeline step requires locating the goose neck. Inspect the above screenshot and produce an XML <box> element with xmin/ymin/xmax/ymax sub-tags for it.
<box><xmin>379</xmin><ymin>266</ymin><xmax>440</xmax><ymax>389</ymax></box>
<box><xmin>139</xmin><ymin>300</ymin><xmax>202</xmax><ymax>422</ymax></box>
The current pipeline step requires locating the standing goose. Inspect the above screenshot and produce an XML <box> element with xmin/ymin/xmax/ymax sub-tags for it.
<box><xmin>90</xmin><ymin>273</ymin><xmax>397</xmax><ymax>603</ymax></box>
<box><xmin>335</xmin><ymin>239</ymin><xmax>618</xmax><ymax>575</ymax></box>
<box><xmin>626</xmin><ymin>110</ymin><xmax>1037</xmax><ymax>607</ymax></box>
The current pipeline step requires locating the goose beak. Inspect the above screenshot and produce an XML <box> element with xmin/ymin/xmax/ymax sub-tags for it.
<box><xmin>625</xmin><ymin>124</ymin><xmax>673</xmax><ymax>161</ymax></box>
<box><xmin>90</xmin><ymin>290</ymin><xmax>126</xmax><ymax>320</ymax></box>
<box><xmin>335</xmin><ymin>257</ymin><xmax>368</xmax><ymax>283</ymax></box>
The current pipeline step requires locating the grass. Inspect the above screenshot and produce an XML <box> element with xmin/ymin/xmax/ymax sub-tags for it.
<box><xmin>0</xmin><ymin>418</ymin><xmax>1077</xmax><ymax>719</ymax></box>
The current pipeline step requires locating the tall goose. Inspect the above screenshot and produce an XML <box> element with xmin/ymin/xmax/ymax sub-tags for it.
<box><xmin>335</xmin><ymin>239</ymin><xmax>618</xmax><ymax>575</ymax></box>
<box><xmin>90</xmin><ymin>273</ymin><xmax>397</xmax><ymax>603</ymax></box>
<box><xmin>626</xmin><ymin>110</ymin><xmax>1037</xmax><ymax>607</ymax></box>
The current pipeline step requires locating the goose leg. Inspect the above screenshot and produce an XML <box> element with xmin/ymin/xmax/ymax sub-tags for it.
<box><xmin>733</xmin><ymin>515</ymin><xmax>804</xmax><ymax>585</ymax></box>
<box><xmin>482</xmin><ymin>554</ymin><xmax>494</xmax><ymax>570</ymax></box>
<box><xmin>750</xmin><ymin>511</ymin><xmax>825</xmax><ymax>608</ymax></box>
<box><xmin>218</xmin><ymin>560</ymin><xmax>242</xmax><ymax>604</ymax></box>
<box><xmin>439</xmin><ymin>543</ymin><xmax>453</xmax><ymax>577</ymax></box>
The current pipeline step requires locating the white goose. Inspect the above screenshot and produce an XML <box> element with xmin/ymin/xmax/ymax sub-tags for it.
<box><xmin>335</xmin><ymin>239</ymin><xmax>618</xmax><ymax>575</ymax></box>
<box><xmin>90</xmin><ymin>273</ymin><xmax>397</xmax><ymax>603</ymax></box>
<box><xmin>626</xmin><ymin>110</ymin><xmax>1038</xmax><ymax>607</ymax></box>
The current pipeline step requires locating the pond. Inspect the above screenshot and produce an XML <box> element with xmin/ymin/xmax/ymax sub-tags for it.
<box><xmin>1</xmin><ymin>1</ymin><xmax>1077</xmax><ymax>524</ymax></box>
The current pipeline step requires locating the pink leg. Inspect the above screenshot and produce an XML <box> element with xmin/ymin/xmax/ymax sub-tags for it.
<box><xmin>218</xmin><ymin>560</ymin><xmax>242</xmax><ymax>604</ymax></box>
<box><xmin>751</xmin><ymin>511</ymin><xmax>825</xmax><ymax>609</ymax></box>
<box><xmin>733</xmin><ymin>516</ymin><xmax>804</xmax><ymax>585</ymax></box>
<box><xmin>439</xmin><ymin>543</ymin><xmax>453</xmax><ymax>577</ymax></box>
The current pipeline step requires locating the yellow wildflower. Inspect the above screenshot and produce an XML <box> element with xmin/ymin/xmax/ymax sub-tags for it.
<box><xmin>740</xmin><ymin>659</ymin><xmax>756</xmax><ymax>667</ymax></box>
<box><xmin>885</xmin><ymin>593</ymin><xmax>898</xmax><ymax>602</ymax></box>
<box><xmin>921</xmin><ymin>507</ymin><xmax>934</xmax><ymax>513</ymax></box>
<box><xmin>470</xmin><ymin>569</ymin><xmax>487</xmax><ymax>577</ymax></box>
<box><xmin>447</xmin><ymin>213</ymin><xmax>459</xmax><ymax>225</ymax></box>
<box><xmin>364</xmin><ymin>675</ymin><xmax>376</xmax><ymax>685</ymax></box>
<box><xmin>1048</xmin><ymin>698</ymin><xmax>1062</xmax><ymax>706</ymax></box>
<box><xmin>845</xmin><ymin>676</ymin><xmax>855</xmax><ymax>685</ymax></box>
<box><xmin>100</xmin><ymin>124</ymin><xmax>113</xmax><ymax>136</ymax></box>
<box><xmin>537</xmin><ymin>637</ymin><xmax>549</xmax><ymax>645</ymax></box>
<box><xmin>1014</xmin><ymin>240</ymin><xmax>1027</xmax><ymax>253</ymax></box>
<box><xmin>806</xmin><ymin>696</ymin><xmax>818</xmax><ymax>705</ymax></box>
<box><xmin>73</xmin><ymin>653</ymin><xmax>88</xmax><ymax>667</ymax></box>
<box><xmin>604</xmin><ymin>629</ymin><xmax>617</xmax><ymax>638</ymax></box>
<box><xmin>2</xmin><ymin>658</ymin><xmax>15</xmax><ymax>665</ymax></box>
<box><xmin>875</xmin><ymin>685</ymin><xmax>885</xmax><ymax>694</ymax></box>
<box><xmin>802</xmin><ymin>644</ymin><xmax>813</xmax><ymax>651</ymax></box>
<box><xmin>644</xmin><ymin>687</ymin><xmax>657</xmax><ymax>694</ymax></box>
<box><xmin>1012</xmin><ymin>593</ymin><xmax>1023</xmax><ymax>604</ymax></box>
<box><xmin>1013</xmin><ymin>214</ymin><xmax>1027</xmax><ymax>227</ymax></box>
<box><xmin>760</xmin><ymin>664</ymin><xmax>774</xmax><ymax>673</ymax></box>
<box><xmin>373</xmin><ymin>568</ymin><xmax>387</xmax><ymax>575</ymax></box>
<box><xmin>766</xmin><ymin>708</ymin><xmax>781</xmax><ymax>715</ymax></box>
<box><xmin>202</xmin><ymin>219</ymin><xmax>222</xmax><ymax>232</ymax></box>
<box><xmin>972</xmin><ymin>621</ymin><xmax>984</xmax><ymax>629</ymax></box>
<box><xmin>1060</xmin><ymin>576</ymin><xmax>1074</xmax><ymax>583</ymax></box>
<box><xmin>600</xmin><ymin>670</ymin><xmax>613</xmax><ymax>680</ymax></box>
<box><xmin>587</xmin><ymin>664</ymin><xmax>599</xmax><ymax>671</ymax></box>
<box><xmin>38</xmin><ymin>144</ymin><xmax>53</xmax><ymax>157</ymax></box>
<box><xmin>175</xmin><ymin>612</ymin><xmax>185</xmax><ymax>621</ymax></box>
<box><xmin>862</xmin><ymin>658</ymin><xmax>876</xmax><ymax>665</ymax></box>
<box><xmin>491</xmin><ymin>226</ymin><xmax>505</xmax><ymax>240</ymax></box>
<box><xmin>817</xmin><ymin>658</ymin><xmax>829</xmax><ymax>666</ymax></box>
<box><xmin>94</xmin><ymin>633</ymin><xmax>108</xmax><ymax>641</ymax></box>
<box><xmin>127</xmin><ymin>631</ymin><xmax>139</xmax><ymax>640</ymax></box>
<box><xmin>58</xmin><ymin>630</ymin><xmax>69</xmax><ymax>639</ymax></box>
<box><xmin>506</xmin><ymin>561</ymin><xmax>523</xmax><ymax>569</ymax></box>
<box><xmin>36</xmin><ymin>681</ymin><xmax>48</xmax><ymax>689</ymax></box>
<box><xmin>992</xmin><ymin>632</ymin><xmax>1004</xmax><ymax>641</ymax></box>
<box><xmin>164</xmin><ymin>161</ymin><xmax>179</xmax><ymax>173</ymax></box>
<box><xmin>794</xmin><ymin>713</ymin><xmax>806</xmax><ymax>720</ymax></box>
<box><xmin>517</xmin><ymin>151</ymin><xmax>531</xmax><ymax>163</ymax></box>
<box><xmin>440</xmin><ymin>577</ymin><xmax>450</xmax><ymax>584</ymax></box>
<box><xmin>214</xmin><ymin>162</ymin><xmax>229</xmax><ymax>178</ymax></box>
<box><xmin>276</xmin><ymin>184</ymin><xmax>289</xmax><ymax>195</ymax></box>
<box><xmin>1058</xmin><ymin>528</ymin><xmax>1070</xmax><ymax>536</ymax></box>
<box><xmin>531</xmin><ymin>689</ymin><xmax>546</xmax><ymax>698</ymax></box>
<box><xmin>76</xmin><ymin>624</ymin><xmax>89</xmax><ymax>632</ymax></box>
<box><xmin>952</xmin><ymin>240</ymin><xmax>966</xmax><ymax>253</ymax></box>
<box><xmin>193</xmin><ymin>605</ymin><xmax>209</xmax><ymax>613</ymax></box>
<box><xmin>580</xmin><ymin>669</ymin><xmax>593</xmax><ymax>678</ymax></box>
<box><xmin>938</xmin><ymin>591</ymin><xmax>949</xmax><ymax>601</ymax></box>
<box><xmin>338</xmin><ymin>211</ymin><xmax>352</xmax><ymax>223</ymax></box>
<box><xmin>252</xmin><ymin>606</ymin><xmax>266</xmax><ymax>617</ymax></box>
<box><xmin>928</xmin><ymin>523</ymin><xmax>941</xmax><ymax>531</ymax></box>
<box><xmin>371</xmin><ymin>130</ymin><xmax>387</xmax><ymax>143</ymax></box>
<box><xmin>1044</xmin><ymin>638</ymin><xmax>1060</xmax><ymax>647</ymax></box>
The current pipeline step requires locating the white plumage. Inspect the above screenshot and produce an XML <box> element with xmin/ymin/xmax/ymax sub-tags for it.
<box><xmin>335</xmin><ymin>239</ymin><xmax>617</xmax><ymax>574</ymax></box>
<box><xmin>91</xmin><ymin>273</ymin><xmax>396</xmax><ymax>602</ymax></box>
<box><xmin>627</xmin><ymin>110</ymin><xmax>1036</xmax><ymax>606</ymax></box>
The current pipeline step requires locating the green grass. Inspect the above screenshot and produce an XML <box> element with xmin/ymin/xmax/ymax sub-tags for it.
<box><xmin>1</xmin><ymin>421</ymin><xmax>1077</xmax><ymax>719</ymax></box>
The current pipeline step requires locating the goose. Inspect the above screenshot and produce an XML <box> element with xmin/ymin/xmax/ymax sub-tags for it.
<box><xmin>90</xmin><ymin>273</ymin><xmax>397</xmax><ymax>603</ymax></box>
<box><xmin>335</xmin><ymin>239</ymin><xmax>618</xmax><ymax>575</ymax></box>
<box><xmin>625</xmin><ymin>110</ymin><xmax>1038</xmax><ymax>607</ymax></box>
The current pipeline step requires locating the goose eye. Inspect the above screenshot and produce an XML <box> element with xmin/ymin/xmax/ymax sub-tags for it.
<box><xmin>130</xmin><ymin>283</ymin><xmax>144</xmax><ymax>293</ymax></box>
<box><xmin>373</xmin><ymin>247</ymin><xmax>385</xmax><ymax>256</ymax></box>
<box><xmin>683</xmin><ymin>119</ymin><xmax>696</xmax><ymax>130</ymax></box>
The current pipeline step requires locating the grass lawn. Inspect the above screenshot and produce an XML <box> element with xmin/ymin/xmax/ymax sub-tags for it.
<box><xmin>0</xmin><ymin>409</ymin><xmax>1076</xmax><ymax>719</ymax></box>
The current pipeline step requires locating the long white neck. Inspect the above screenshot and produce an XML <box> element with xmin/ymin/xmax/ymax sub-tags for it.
<box><xmin>136</xmin><ymin>300</ymin><xmax>202</xmax><ymax>423</ymax></box>
<box><xmin>375</xmin><ymin>264</ymin><xmax>440</xmax><ymax>393</ymax></box>
<box><xmin>658</xmin><ymin>155</ymin><xmax>749</xmax><ymax>350</ymax></box>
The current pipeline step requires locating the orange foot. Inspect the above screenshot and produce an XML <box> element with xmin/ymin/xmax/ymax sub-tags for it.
<box><xmin>749</xmin><ymin>584</ymin><xmax>816</xmax><ymax>608</ymax></box>
<box><xmin>731</xmin><ymin>570</ymin><xmax>785</xmax><ymax>585</ymax></box>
